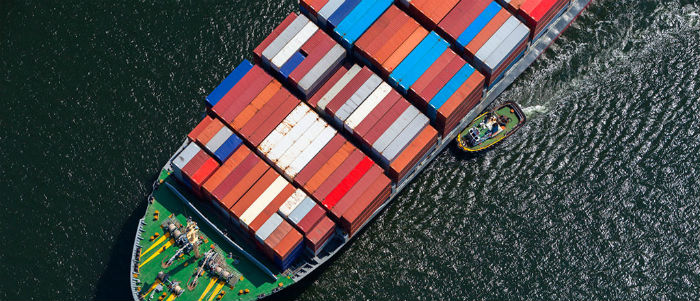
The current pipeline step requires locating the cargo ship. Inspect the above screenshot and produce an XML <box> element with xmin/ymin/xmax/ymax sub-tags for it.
<box><xmin>129</xmin><ymin>0</ymin><xmax>592</xmax><ymax>300</ymax></box>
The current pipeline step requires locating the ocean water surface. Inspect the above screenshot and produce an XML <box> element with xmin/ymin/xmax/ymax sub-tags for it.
<box><xmin>1</xmin><ymin>0</ymin><xmax>699</xmax><ymax>300</ymax></box>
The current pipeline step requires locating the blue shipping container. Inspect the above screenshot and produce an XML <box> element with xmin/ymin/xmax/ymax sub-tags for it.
<box><xmin>206</xmin><ymin>60</ymin><xmax>254</xmax><ymax>107</ymax></box>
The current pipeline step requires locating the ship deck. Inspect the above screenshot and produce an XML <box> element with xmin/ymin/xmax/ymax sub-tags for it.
<box><xmin>134</xmin><ymin>169</ymin><xmax>292</xmax><ymax>301</ymax></box>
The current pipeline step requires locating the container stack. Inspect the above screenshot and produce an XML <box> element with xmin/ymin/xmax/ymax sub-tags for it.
<box><xmin>254</xmin><ymin>213</ymin><xmax>304</xmax><ymax>270</ymax></box>
<box><xmin>353</xmin><ymin>5</ymin><xmax>428</xmax><ymax>76</ymax></box>
<box><xmin>278</xmin><ymin>190</ymin><xmax>337</xmax><ymax>256</ymax></box>
<box><xmin>299</xmin><ymin>0</ymin><xmax>393</xmax><ymax>48</ymax></box>
<box><xmin>253</xmin><ymin>12</ymin><xmax>346</xmax><ymax>98</ymax></box>
<box><xmin>209</xmin><ymin>60</ymin><xmax>393</xmax><ymax>235</ymax></box>
<box><xmin>308</xmin><ymin>64</ymin><xmax>438</xmax><ymax>182</ymax></box>
<box><xmin>187</xmin><ymin>116</ymin><xmax>243</xmax><ymax>162</ymax></box>
<box><xmin>197</xmin><ymin>137</ymin><xmax>339</xmax><ymax>268</ymax></box>
<box><xmin>438</xmin><ymin>0</ymin><xmax>530</xmax><ymax>86</ymax></box>
<box><xmin>171</xmin><ymin>142</ymin><xmax>220</xmax><ymax>198</ymax></box>
<box><xmin>395</xmin><ymin>0</ymin><xmax>460</xmax><ymax>30</ymax></box>
<box><xmin>255</xmin><ymin>100</ymin><xmax>392</xmax><ymax>234</ymax></box>
<box><xmin>205</xmin><ymin>60</ymin><xmax>255</xmax><ymax>108</ymax></box>
<box><xmin>496</xmin><ymin>0</ymin><xmax>571</xmax><ymax>40</ymax></box>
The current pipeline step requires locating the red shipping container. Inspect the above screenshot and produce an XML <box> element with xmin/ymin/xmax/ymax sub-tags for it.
<box><xmin>264</xmin><ymin>221</ymin><xmax>292</xmax><ymax>259</ymax></box>
<box><xmin>330</xmin><ymin>164</ymin><xmax>383</xmax><ymax>219</ymax></box>
<box><xmin>340</xmin><ymin>173</ymin><xmax>391</xmax><ymax>234</ymax></box>
<box><xmin>295</xmin><ymin>134</ymin><xmax>345</xmax><ymax>187</ymax></box>
<box><xmin>219</xmin><ymin>159</ymin><xmax>269</xmax><ymax>211</ymax></box>
<box><xmin>296</xmin><ymin>204</ymin><xmax>325</xmax><ymax>235</ymax></box>
<box><xmin>308</xmin><ymin>65</ymin><xmax>349</xmax><ymax>108</ymax></box>
<box><xmin>324</xmin><ymin>67</ymin><xmax>373</xmax><ymax>117</ymax></box>
<box><xmin>361</xmin><ymin>97</ymin><xmax>410</xmax><ymax>145</ymax></box>
<box><xmin>230</xmin><ymin>169</ymin><xmax>279</xmax><ymax>218</ymax></box>
<box><xmin>306</xmin><ymin>215</ymin><xmax>335</xmax><ymax>253</ymax></box>
<box><xmin>402</xmin><ymin>0</ymin><xmax>460</xmax><ymax>30</ymax></box>
<box><xmin>304</xmin><ymin>142</ymin><xmax>355</xmax><ymax>195</ymax></box>
<box><xmin>212</xmin><ymin>66</ymin><xmax>273</xmax><ymax>123</ymax></box>
<box><xmin>211</xmin><ymin>151</ymin><xmax>258</xmax><ymax>201</ymax></box>
<box><xmin>203</xmin><ymin>146</ymin><xmax>250</xmax><ymax>199</ymax></box>
<box><xmin>355</xmin><ymin>5</ymin><xmax>402</xmax><ymax>59</ymax></box>
<box><xmin>322</xmin><ymin>157</ymin><xmax>374</xmax><ymax>210</ymax></box>
<box><xmin>464</xmin><ymin>9</ymin><xmax>512</xmax><ymax>55</ymax></box>
<box><xmin>288</xmin><ymin>30</ymin><xmax>336</xmax><ymax>86</ymax></box>
<box><xmin>437</xmin><ymin>0</ymin><xmax>492</xmax><ymax>44</ymax></box>
<box><xmin>247</xmin><ymin>94</ymin><xmax>300</xmax><ymax>146</ymax></box>
<box><xmin>188</xmin><ymin>116</ymin><xmax>213</xmax><ymax>142</ymax></box>
<box><xmin>352</xmin><ymin>89</ymin><xmax>401</xmax><ymax>140</ymax></box>
<box><xmin>312</xmin><ymin>149</ymin><xmax>364</xmax><ymax>202</ymax></box>
<box><xmin>273</xmin><ymin>227</ymin><xmax>303</xmax><ymax>261</ymax></box>
<box><xmin>239</xmin><ymin>89</ymin><xmax>291</xmax><ymax>140</ymax></box>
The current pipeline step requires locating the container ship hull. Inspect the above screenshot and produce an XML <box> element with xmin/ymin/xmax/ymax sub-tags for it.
<box><xmin>129</xmin><ymin>1</ymin><xmax>592</xmax><ymax>300</ymax></box>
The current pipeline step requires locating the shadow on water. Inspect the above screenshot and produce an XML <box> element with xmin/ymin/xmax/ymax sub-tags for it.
<box><xmin>94</xmin><ymin>197</ymin><xmax>149</xmax><ymax>300</ymax></box>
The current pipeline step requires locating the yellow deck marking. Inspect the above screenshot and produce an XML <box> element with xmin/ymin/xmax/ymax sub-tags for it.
<box><xmin>198</xmin><ymin>278</ymin><xmax>217</xmax><ymax>301</ymax></box>
<box><xmin>140</xmin><ymin>233</ymin><xmax>170</xmax><ymax>259</ymax></box>
<box><xmin>165</xmin><ymin>294</ymin><xmax>177</xmax><ymax>301</ymax></box>
<box><xmin>141</xmin><ymin>280</ymin><xmax>160</xmax><ymax>298</ymax></box>
<box><xmin>139</xmin><ymin>239</ymin><xmax>174</xmax><ymax>268</ymax></box>
<box><xmin>207</xmin><ymin>282</ymin><xmax>225</xmax><ymax>301</ymax></box>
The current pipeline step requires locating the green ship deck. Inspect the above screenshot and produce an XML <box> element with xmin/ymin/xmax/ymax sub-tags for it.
<box><xmin>133</xmin><ymin>169</ymin><xmax>293</xmax><ymax>301</ymax></box>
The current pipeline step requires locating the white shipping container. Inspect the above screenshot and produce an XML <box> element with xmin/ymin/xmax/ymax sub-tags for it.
<box><xmin>345</xmin><ymin>82</ymin><xmax>392</xmax><ymax>133</ymax></box>
<box><xmin>277</xmin><ymin>118</ymin><xmax>327</xmax><ymax>171</ymax></box>
<box><xmin>336</xmin><ymin>74</ymin><xmax>382</xmax><ymax>122</ymax></box>
<box><xmin>373</xmin><ymin>106</ymin><xmax>419</xmax><ymax>153</ymax></box>
<box><xmin>279</xmin><ymin>189</ymin><xmax>307</xmax><ymax>218</ymax></box>
<box><xmin>240</xmin><ymin>176</ymin><xmax>289</xmax><ymax>228</ymax></box>
<box><xmin>484</xmin><ymin>23</ymin><xmax>529</xmax><ymax>71</ymax></box>
<box><xmin>172</xmin><ymin>142</ymin><xmax>200</xmax><ymax>172</ymax></box>
<box><xmin>298</xmin><ymin>44</ymin><xmax>347</xmax><ymax>97</ymax></box>
<box><xmin>205</xmin><ymin>126</ymin><xmax>233</xmax><ymax>152</ymax></box>
<box><xmin>316</xmin><ymin>64</ymin><xmax>362</xmax><ymax>110</ymax></box>
<box><xmin>285</xmin><ymin>126</ymin><xmax>336</xmax><ymax>177</ymax></box>
<box><xmin>271</xmin><ymin>21</ymin><xmax>319</xmax><ymax>69</ymax></box>
<box><xmin>267</xmin><ymin>111</ymin><xmax>317</xmax><ymax>162</ymax></box>
<box><xmin>475</xmin><ymin>16</ymin><xmax>520</xmax><ymax>63</ymax></box>
<box><xmin>258</xmin><ymin>104</ymin><xmax>309</xmax><ymax>154</ymax></box>
<box><xmin>382</xmin><ymin>113</ymin><xmax>429</xmax><ymax>162</ymax></box>
<box><xmin>317</xmin><ymin>0</ymin><xmax>344</xmax><ymax>25</ymax></box>
<box><xmin>262</xmin><ymin>15</ymin><xmax>308</xmax><ymax>63</ymax></box>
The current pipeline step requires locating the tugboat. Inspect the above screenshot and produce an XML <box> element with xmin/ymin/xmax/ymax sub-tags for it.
<box><xmin>457</xmin><ymin>102</ymin><xmax>526</xmax><ymax>152</ymax></box>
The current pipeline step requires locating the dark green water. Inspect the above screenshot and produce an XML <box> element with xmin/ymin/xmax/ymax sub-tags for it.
<box><xmin>1</xmin><ymin>0</ymin><xmax>699</xmax><ymax>300</ymax></box>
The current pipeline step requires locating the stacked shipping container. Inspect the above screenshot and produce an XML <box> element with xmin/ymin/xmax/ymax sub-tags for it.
<box><xmin>308</xmin><ymin>64</ymin><xmax>438</xmax><ymax>181</ymax></box>
<box><xmin>172</xmin><ymin>142</ymin><xmax>221</xmax><ymax>198</ymax></box>
<box><xmin>185</xmin><ymin>120</ymin><xmax>338</xmax><ymax>269</ymax></box>
<box><xmin>253</xmin><ymin>13</ymin><xmax>346</xmax><ymax>99</ymax></box>
<box><xmin>301</xmin><ymin>0</ymin><xmax>393</xmax><ymax>48</ymax></box>
<box><xmin>438</xmin><ymin>0</ymin><xmax>530</xmax><ymax>86</ymax></box>
<box><xmin>205</xmin><ymin>57</ymin><xmax>393</xmax><ymax>235</ymax></box>
<box><xmin>187</xmin><ymin>116</ymin><xmax>243</xmax><ymax>162</ymax></box>
<box><xmin>356</xmin><ymin>7</ymin><xmax>486</xmax><ymax>135</ymax></box>
<box><xmin>497</xmin><ymin>0</ymin><xmax>571</xmax><ymax>40</ymax></box>
<box><xmin>255</xmin><ymin>100</ymin><xmax>392</xmax><ymax>235</ymax></box>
